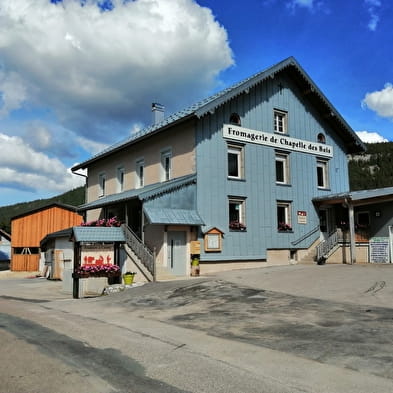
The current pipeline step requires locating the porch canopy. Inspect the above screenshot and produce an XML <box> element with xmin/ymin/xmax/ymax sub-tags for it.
<box><xmin>313</xmin><ymin>186</ymin><xmax>393</xmax><ymax>264</ymax></box>
<box><xmin>77</xmin><ymin>173</ymin><xmax>204</xmax><ymax>227</ymax></box>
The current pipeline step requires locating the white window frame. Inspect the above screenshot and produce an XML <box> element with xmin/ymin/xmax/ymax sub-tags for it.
<box><xmin>98</xmin><ymin>172</ymin><xmax>106</xmax><ymax>197</ymax></box>
<box><xmin>161</xmin><ymin>149</ymin><xmax>172</xmax><ymax>182</ymax></box>
<box><xmin>227</xmin><ymin>143</ymin><xmax>244</xmax><ymax>179</ymax></box>
<box><xmin>116</xmin><ymin>166</ymin><xmax>125</xmax><ymax>193</ymax></box>
<box><xmin>274</xmin><ymin>109</ymin><xmax>288</xmax><ymax>134</ymax></box>
<box><xmin>275</xmin><ymin>152</ymin><xmax>290</xmax><ymax>184</ymax></box>
<box><xmin>135</xmin><ymin>158</ymin><xmax>144</xmax><ymax>189</ymax></box>
<box><xmin>317</xmin><ymin>159</ymin><xmax>329</xmax><ymax>189</ymax></box>
<box><xmin>228</xmin><ymin>197</ymin><xmax>246</xmax><ymax>231</ymax></box>
<box><xmin>277</xmin><ymin>201</ymin><xmax>292</xmax><ymax>231</ymax></box>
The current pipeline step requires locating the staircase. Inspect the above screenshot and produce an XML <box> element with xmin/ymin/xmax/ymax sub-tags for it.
<box><xmin>316</xmin><ymin>230</ymin><xmax>340</xmax><ymax>262</ymax></box>
<box><xmin>122</xmin><ymin>224</ymin><xmax>156</xmax><ymax>282</ymax></box>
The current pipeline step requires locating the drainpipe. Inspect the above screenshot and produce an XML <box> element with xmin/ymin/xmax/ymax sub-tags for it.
<box><xmin>347</xmin><ymin>199</ymin><xmax>356</xmax><ymax>265</ymax></box>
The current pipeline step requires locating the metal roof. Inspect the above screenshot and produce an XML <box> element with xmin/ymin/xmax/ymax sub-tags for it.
<box><xmin>78</xmin><ymin>173</ymin><xmax>197</xmax><ymax>211</ymax></box>
<box><xmin>144</xmin><ymin>207</ymin><xmax>204</xmax><ymax>226</ymax></box>
<box><xmin>72</xmin><ymin>226</ymin><xmax>125</xmax><ymax>243</ymax></box>
<box><xmin>313</xmin><ymin>186</ymin><xmax>393</xmax><ymax>205</ymax></box>
<box><xmin>72</xmin><ymin>57</ymin><xmax>365</xmax><ymax>172</ymax></box>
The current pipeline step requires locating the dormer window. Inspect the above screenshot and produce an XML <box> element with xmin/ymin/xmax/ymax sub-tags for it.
<box><xmin>317</xmin><ymin>133</ymin><xmax>326</xmax><ymax>143</ymax></box>
<box><xmin>229</xmin><ymin>113</ymin><xmax>241</xmax><ymax>126</ymax></box>
<box><xmin>274</xmin><ymin>109</ymin><xmax>287</xmax><ymax>134</ymax></box>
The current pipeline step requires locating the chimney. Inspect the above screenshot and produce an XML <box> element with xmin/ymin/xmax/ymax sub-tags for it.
<box><xmin>152</xmin><ymin>103</ymin><xmax>165</xmax><ymax>124</ymax></box>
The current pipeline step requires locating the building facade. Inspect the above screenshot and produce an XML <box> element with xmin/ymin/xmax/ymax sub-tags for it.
<box><xmin>11</xmin><ymin>203</ymin><xmax>83</xmax><ymax>271</ymax></box>
<box><xmin>72</xmin><ymin>57</ymin><xmax>365</xmax><ymax>278</ymax></box>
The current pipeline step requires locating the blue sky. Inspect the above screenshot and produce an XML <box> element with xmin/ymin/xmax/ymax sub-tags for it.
<box><xmin>0</xmin><ymin>0</ymin><xmax>392</xmax><ymax>206</ymax></box>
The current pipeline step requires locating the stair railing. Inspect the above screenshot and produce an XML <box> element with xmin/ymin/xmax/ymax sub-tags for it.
<box><xmin>122</xmin><ymin>224</ymin><xmax>156</xmax><ymax>281</ymax></box>
<box><xmin>291</xmin><ymin>225</ymin><xmax>320</xmax><ymax>246</ymax></box>
<box><xmin>316</xmin><ymin>230</ymin><xmax>338</xmax><ymax>261</ymax></box>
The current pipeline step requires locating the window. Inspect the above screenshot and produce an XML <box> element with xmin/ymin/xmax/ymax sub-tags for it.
<box><xmin>356</xmin><ymin>211</ymin><xmax>370</xmax><ymax>229</ymax></box>
<box><xmin>275</xmin><ymin>152</ymin><xmax>290</xmax><ymax>184</ymax></box>
<box><xmin>317</xmin><ymin>133</ymin><xmax>326</xmax><ymax>143</ymax></box>
<box><xmin>161</xmin><ymin>149</ymin><xmax>172</xmax><ymax>181</ymax></box>
<box><xmin>227</xmin><ymin>144</ymin><xmax>244</xmax><ymax>179</ymax></box>
<box><xmin>98</xmin><ymin>173</ymin><xmax>106</xmax><ymax>197</ymax></box>
<box><xmin>229</xmin><ymin>113</ymin><xmax>241</xmax><ymax>125</ymax></box>
<box><xmin>136</xmin><ymin>159</ymin><xmax>144</xmax><ymax>188</ymax></box>
<box><xmin>228</xmin><ymin>197</ymin><xmax>246</xmax><ymax>231</ymax></box>
<box><xmin>274</xmin><ymin>109</ymin><xmax>287</xmax><ymax>134</ymax></box>
<box><xmin>317</xmin><ymin>159</ymin><xmax>329</xmax><ymax>189</ymax></box>
<box><xmin>277</xmin><ymin>202</ymin><xmax>292</xmax><ymax>231</ymax></box>
<box><xmin>117</xmin><ymin>166</ymin><xmax>125</xmax><ymax>192</ymax></box>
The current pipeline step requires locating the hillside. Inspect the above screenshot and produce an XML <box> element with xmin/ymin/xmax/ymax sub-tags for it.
<box><xmin>349</xmin><ymin>142</ymin><xmax>393</xmax><ymax>190</ymax></box>
<box><xmin>0</xmin><ymin>187</ymin><xmax>85</xmax><ymax>234</ymax></box>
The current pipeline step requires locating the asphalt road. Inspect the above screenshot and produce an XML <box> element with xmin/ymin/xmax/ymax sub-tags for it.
<box><xmin>1</xmin><ymin>264</ymin><xmax>393</xmax><ymax>393</ymax></box>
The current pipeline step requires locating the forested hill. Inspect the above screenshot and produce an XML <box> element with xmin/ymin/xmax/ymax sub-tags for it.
<box><xmin>0</xmin><ymin>187</ymin><xmax>85</xmax><ymax>234</ymax></box>
<box><xmin>349</xmin><ymin>142</ymin><xmax>393</xmax><ymax>191</ymax></box>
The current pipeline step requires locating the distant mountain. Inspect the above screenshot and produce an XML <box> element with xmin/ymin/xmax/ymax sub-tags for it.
<box><xmin>0</xmin><ymin>187</ymin><xmax>85</xmax><ymax>234</ymax></box>
<box><xmin>349</xmin><ymin>142</ymin><xmax>393</xmax><ymax>191</ymax></box>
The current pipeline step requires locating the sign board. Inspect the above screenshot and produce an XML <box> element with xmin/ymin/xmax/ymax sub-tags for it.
<box><xmin>297</xmin><ymin>211</ymin><xmax>307</xmax><ymax>224</ymax></box>
<box><xmin>190</xmin><ymin>241</ymin><xmax>201</xmax><ymax>254</ymax></box>
<box><xmin>369</xmin><ymin>237</ymin><xmax>390</xmax><ymax>263</ymax></box>
<box><xmin>81</xmin><ymin>244</ymin><xmax>114</xmax><ymax>266</ymax></box>
<box><xmin>223</xmin><ymin>124</ymin><xmax>333</xmax><ymax>158</ymax></box>
<box><xmin>204</xmin><ymin>227</ymin><xmax>223</xmax><ymax>252</ymax></box>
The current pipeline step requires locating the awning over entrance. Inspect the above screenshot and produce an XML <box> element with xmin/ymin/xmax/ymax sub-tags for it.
<box><xmin>72</xmin><ymin>226</ymin><xmax>125</xmax><ymax>243</ymax></box>
<box><xmin>313</xmin><ymin>186</ymin><xmax>393</xmax><ymax>206</ymax></box>
<box><xmin>144</xmin><ymin>207</ymin><xmax>204</xmax><ymax>226</ymax></box>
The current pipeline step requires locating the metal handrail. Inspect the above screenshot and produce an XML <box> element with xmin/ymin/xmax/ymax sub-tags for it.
<box><xmin>291</xmin><ymin>225</ymin><xmax>320</xmax><ymax>246</ymax></box>
<box><xmin>122</xmin><ymin>224</ymin><xmax>155</xmax><ymax>280</ymax></box>
<box><xmin>316</xmin><ymin>230</ymin><xmax>338</xmax><ymax>261</ymax></box>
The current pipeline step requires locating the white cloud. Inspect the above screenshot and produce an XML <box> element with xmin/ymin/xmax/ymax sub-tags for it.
<box><xmin>76</xmin><ymin>136</ymin><xmax>109</xmax><ymax>155</ymax></box>
<box><xmin>290</xmin><ymin>0</ymin><xmax>315</xmax><ymax>8</ymax></box>
<box><xmin>0</xmin><ymin>0</ymin><xmax>233</xmax><ymax>143</ymax></box>
<box><xmin>362</xmin><ymin>83</ymin><xmax>393</xmax><ymax>119</ymax></box>
<box><xmin>0</xmin><ymin>133</ymin><xmax>85</xmax><ymax>193</ymax></box>
<box><xmin>0</xmin><ymin>71</ymin><xmax>28</xmax><ymax>117</ymax></box>
<box><xmin>356</xmin><ymin>131</ymin><xmax>388</xmax><ymax>143</ymax></box>
<box><xmin>364</xmin><ymin>0</ymin><xmax>382</xmax><ymax>31</ymax></box>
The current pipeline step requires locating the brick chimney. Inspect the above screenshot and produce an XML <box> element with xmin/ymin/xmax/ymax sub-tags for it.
<box><xmin>152</xmin><ymin>103</ymin><xmax>164</xmax><ymax>124</ymax></box>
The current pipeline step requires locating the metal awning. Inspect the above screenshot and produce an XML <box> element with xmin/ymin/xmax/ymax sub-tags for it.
<box><xmin>77</xmin><ymin>174</ymin><xmax>197</xmax><ymax>211</ymax></box>
<box><xmin>313</xmin><ymin>186</ymin><xmax>393</xmax><ymax>206</ymax></box>
<box><xmin>72</xmin><ymin>226</ymin><xmax>125</xmax><ymax>243</ymax></box>
<box><xmin>144</xmin><ymin>207</ymin><xmax>204</xmax><ymax>226</ymax></box>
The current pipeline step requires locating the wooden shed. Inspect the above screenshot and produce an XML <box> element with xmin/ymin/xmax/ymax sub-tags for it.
<box><xmin>11</xmin><ymin>203</ymin><xmax>83</xmax><ymax>271</ymax></box>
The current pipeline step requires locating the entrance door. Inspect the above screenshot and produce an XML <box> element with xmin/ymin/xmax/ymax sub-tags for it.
<box><xmin>167</xmin><ymin>231</ymin><xmax>187</xmax><ymax>275</ymax></box>
<box><xmin>319</xmin><ymin>208</ymin><xmax>335</xmax><ymax>240</ymax></box>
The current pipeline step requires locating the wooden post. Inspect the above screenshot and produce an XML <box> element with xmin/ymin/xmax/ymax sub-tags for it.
<box><xmin>348</xmin><ymin>202</ymin><xmax>356</xmax><ymax>265</ymax></box>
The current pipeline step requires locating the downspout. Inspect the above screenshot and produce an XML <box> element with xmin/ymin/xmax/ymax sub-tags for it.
<box><xmin>73</xmin><ymin>169</ymin><xmax>88</xmax><ymax>221</ymax></box>
<box><xmin>347</xmin><ymin>198</ymin><xmax>356</xmax><ymax>265</ymax></box>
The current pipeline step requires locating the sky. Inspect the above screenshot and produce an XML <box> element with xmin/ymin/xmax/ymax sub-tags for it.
<box><xmin>0</xmin><ymin>0</ymin><xmax>392</xmax><ymax>207</ymax></box>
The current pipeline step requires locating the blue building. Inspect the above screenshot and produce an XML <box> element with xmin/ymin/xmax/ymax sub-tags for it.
<box><xmin>72</xmin><ymin>57</ymin><xmax>365</xmax><ymax>280</ymax></box>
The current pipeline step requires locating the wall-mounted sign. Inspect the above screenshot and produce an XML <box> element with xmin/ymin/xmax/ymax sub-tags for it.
<box><xmin>223</xmin><ymin>124</ymin><xmax>333</xmax><ymax>158</ymax></box>
<box><xmin>81</xmin><ymin>244</ymin><xmax>114</xmax><ymax>266</ymax></box>
<box><xmin>190</xmin><ymin>241</ymin><xmax>201</xmax><ymax>254</ymax></box>
<box><xmin>370</xmin><ymin>237</ymin><xmax>390</xmax><ymax>263</ymax></box>
<box><xmin>204</xmin><ymin>227</ymin><xmax>224</xmax><ymax>252</ymax></box>
<box><xmin>297</xmin><ymin>211</ymin><xmax>307</xmax><ymax>224</ymax></box>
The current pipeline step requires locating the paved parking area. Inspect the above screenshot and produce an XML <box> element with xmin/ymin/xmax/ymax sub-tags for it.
<box><xmin>1</xmin><ymin>263</ymin><xmax>393</xmax><ymax>383</ymax></box>
<box><xmin>91</xmin><ymin>264</ymin><xmax>393</xmax><ymax>380</ymax></box>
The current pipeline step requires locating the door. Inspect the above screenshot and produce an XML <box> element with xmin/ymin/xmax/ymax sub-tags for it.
<box><xmin>167</xmin><ymin>231</ymin><xmax>187</xmax><ymax>275</ymax></box>
<box><xmin>319</xmin><ymin>208</ymin><xmax>335</xmax><ymax>240</ymax></box>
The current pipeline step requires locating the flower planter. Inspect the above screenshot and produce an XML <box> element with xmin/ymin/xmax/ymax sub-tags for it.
<box><xmin>123</xmin><ymin>273</ymin><xmax>136</xmax><ymax>285</ymax></box>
